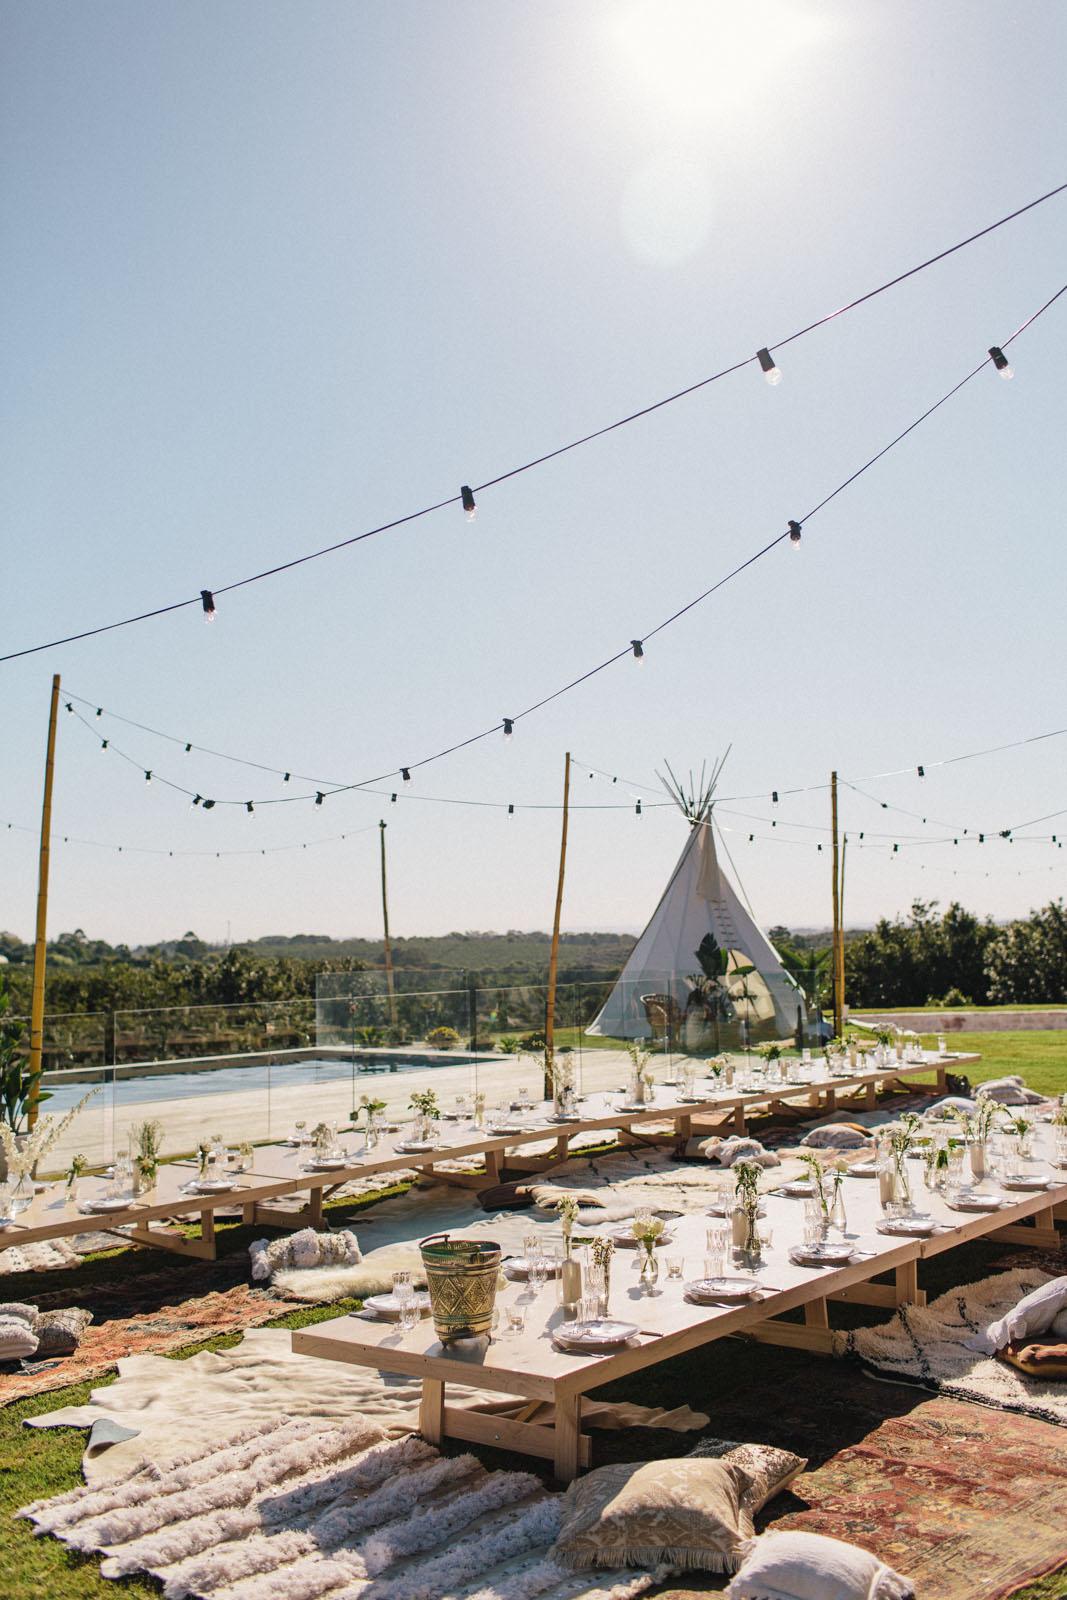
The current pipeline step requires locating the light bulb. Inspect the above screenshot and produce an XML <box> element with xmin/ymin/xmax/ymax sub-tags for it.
<box><xmin>401</xmin><ymin>767</ymin><xmax>412</xmax><ymax>786</ymax></box>
<box><xmin>503</xmin><ymin>718</ymin><xmax>513</xmax><ymax>741</ymax></box>
<box><xmin>461</xmin><ymin>485</ymin><xmax>476</xmax><ymax>520</ymax></box>
<box><xmin>631</xmin><ymin>639</ymin><xmax>644</xmax><ymax>663</ymax></box>
<box><xmin>757</xmin><ymin>347</ymin><xmax>781</xmax><ymax>386</ymax></box>
<box><xmin>988</xmin><ymin>346</ymin><xmax>1013</xmax><ymax>380</ymax></box>
<box><xmin>200</xmin><ymin>588</ymin><xmax>216</xmax><ymax>622</ymax></box>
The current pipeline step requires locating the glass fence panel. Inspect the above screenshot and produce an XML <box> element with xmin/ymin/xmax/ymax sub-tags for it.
<box><xmin>113</xmin><ymin>999</ymin><xmax>317</xmax><ymax>1064</ymax></box>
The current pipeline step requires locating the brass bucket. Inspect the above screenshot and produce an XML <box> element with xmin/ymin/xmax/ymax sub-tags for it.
<box><xmin>419</xmin><ymin>1233</ymin><xmax>501</xmax><ymax>1343</ymax></box>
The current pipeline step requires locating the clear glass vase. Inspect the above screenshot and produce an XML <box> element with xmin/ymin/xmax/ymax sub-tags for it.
<box><xmin>639</xmin><ymin>1241</ymin><xmax>659</xmax><ymax>1284</ymax></box>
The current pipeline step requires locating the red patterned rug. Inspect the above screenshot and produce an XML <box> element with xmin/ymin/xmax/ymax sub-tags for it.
<box><xmin>0</xmin><ymin>1261</ymin><xmax>284</xmax><ymax>1405</ymax></box>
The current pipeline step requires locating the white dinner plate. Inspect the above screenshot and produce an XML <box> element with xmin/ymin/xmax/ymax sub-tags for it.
<box><xmin>305</xmin><ymin>1157</ymin><xmax>351</xmax><ymax>1171</ymax></box>
<box><xmin>789</xmin><ymin>1242</ymin><xmax>856</xmax><ymax>1266</ymax></box>
<box><xmin>847</xmin><ymin>1162</ymin><xmax>880</xmax><ymax>1178</ymax></box>
<box><xmin>684</xmin><ymin>1276</ymin><xmax>762</xmax><ymax>1303</ymax></box>
<box><xmin>192</xmin><ymin>1179</ymin><xmax>237</xmax><ymax>1194</ymax></box>
<box><xmin>554</xmin><ymin>1318</ymin><xmax>638</xmax><ymax>1351</ymax></box>
<box><xmin>780</xmin><ymin>1181</ymin><xmax>816</xmax><ymax>1197</ymax></box>
<box><xmin>944</xmin><ymin>1194</ymin><xmax>1004</xmax><ymax>1212</ymax></box>
<box><xmin>395</xmin><ymin>1140</ymin><xmax>442</xmax><ymax>1153</ymax></box>
<box><xmin>85</xmin><ymin>1196</ymin><xmax>134</xmax><ymax>1213</ymax></box>
<box><xmin>876</xmin><ymin>1216</ymin><xmax>939</xmax><ymax>1237</ymax></box>
<box><xmin>362</xmin><ymin>1291</ymin><xmax>431</xmax><ymax>1320</ymax></box>
<box><xmin>705</xmin><ymin>1201</ymin><xmax>766</xmax><ymax>1218</ymax></box>
<box><xmin>504</xmin><ymin>1257</ymin><xmax>562</xmax><ymax>1279</ymax></box>
<box><xmin>999</xmin><ymin>1174</ymin><xmax>1053</xmax><ymax>1191</ymax></box>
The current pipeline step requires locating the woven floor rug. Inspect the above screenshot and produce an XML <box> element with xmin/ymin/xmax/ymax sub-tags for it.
<box><xmin>835</xmin><ymin>1266</ymin><xmax>1067</xmax><ymax>1426</ymax></box>
<box><xmin>775</xmin><ymin>1394</ymin><xmax>1067</xmax><ymax>1600</ymax></box>
<box><xmin>1</xmin><ymin>1259</ymin><xmax>281</xmax><ymax>1406</ymax></box>
<box><xmin>18</xmin><ymin>1414</ymin><xmax>656</xmax><ymax>1600</ymax></box>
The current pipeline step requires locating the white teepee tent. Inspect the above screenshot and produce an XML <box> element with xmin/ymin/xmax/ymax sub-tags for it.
<box><xmin>587</xmin><ymin>760</ymin><xmax>805</xmax><ymax>1047</ymax></box>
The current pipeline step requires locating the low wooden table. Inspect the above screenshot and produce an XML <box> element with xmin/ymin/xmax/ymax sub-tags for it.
<box><xmin>294</xmin><ymin>1126</ymin><xmax>1062</xmax><ymax>1481</ymax></box>
<box><xmin>2</xmin><ymin>1052</ymin><xmax>971</xmax><ymax>1262</ymax></box>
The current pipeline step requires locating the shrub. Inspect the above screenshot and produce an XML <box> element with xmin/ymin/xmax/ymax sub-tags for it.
<box><xmin>427</xmin><ymin>1025</ymin><xmax>461</xmax><ymax>1050</ymax></box>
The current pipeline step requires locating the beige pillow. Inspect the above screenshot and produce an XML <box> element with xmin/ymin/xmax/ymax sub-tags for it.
<box><xmin>34</xmin><ymin>1307</ymin><xmax>92</xmax><ymax>1356</ymax></box>
<box><xmin>726</xmin><ymin>1530</ymin><xmax>914</xmax><ymax>1599</ymax></box>
<box><xmin>552</xmin><ymin>1457</ymin><xmax>749</xmax><ymax>1572</ymax></box>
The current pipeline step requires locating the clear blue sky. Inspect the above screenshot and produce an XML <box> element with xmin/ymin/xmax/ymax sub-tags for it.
<box><xmin>3</xmin><ymin>1</ymin><xmax>1065</xmax><ymax>948</ymax></box>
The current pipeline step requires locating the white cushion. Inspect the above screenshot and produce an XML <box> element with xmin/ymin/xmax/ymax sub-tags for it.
<box><xmin>697</xmin><ymin>1137</ymin><xmax>781</xmax><ymax>1169</ymax></box>
<box><xmin>0</xmin><ymin>1316</ymin><xmax>39</xmax><ymax>1360</ymax></box>
<box><xmin>926</xmin><ymin>1097</ymin><xmax>977</xmax><ymax>1119</ymax></box>
<box><xmin>967</xmin><ymin>1275</ymin><xmax>1067</xmax><ymax>1355</ymax></box>
<box><xmin>976</xmin><ymin>1077</ymin><xmax>1044</xmax><ymax>1105</ymax></box>
<box><xmin>800</xmin><ymin>1126</ymin><xmax>872</xmax><ymax>1150</ymax></box>
<box><xmin>726</xmin><ymin>1530</ymin><xmax>914</xmax><ymax>1600</ymax></box>
<box><xmin>1050</xmin><ymin>1308</ymin><xmax>1067</xmax><ymax>1339</ymax></box>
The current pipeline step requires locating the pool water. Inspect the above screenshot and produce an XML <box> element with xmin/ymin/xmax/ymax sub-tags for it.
<box><xmin>41</xmin><ymin>1055</ymin><xmax>419</xmax><ymax>1113</ymax></box>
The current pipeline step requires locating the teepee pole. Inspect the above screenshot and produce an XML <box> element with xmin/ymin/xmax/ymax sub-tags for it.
<box><xmin>544</xmin><ymin>751</ymin><xmax>571</xmax><ymax>1096</ymax></box>
<box><xmin>28</xmin><ymin>674</ymin><xmax>61</xmax><ymax>1130</ymax></box>
<box><xmin>379</xmin><ymin>820</ymin><xmax>397</xmax><ymax>1030</ymax></box>
<box><xmin>830</xmin><ymin>770</ymin><xmax>843</xmax><ymax>1037</ymax></box>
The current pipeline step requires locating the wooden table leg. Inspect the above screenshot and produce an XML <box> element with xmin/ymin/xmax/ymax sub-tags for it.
<box><xmin>308</xmin><ymin>1187</ymin><xmax>324</xmax><ymax>1227</ymax></box>
<box><xmin>894</xmin><ymin>1260</ymin><xmax>920</xmax><ymax>1305</ymax></box>
<box><xmin>483</xmin><ymin>1149</ymin><xmax>501</xmax><ymax>1185</ymax></box>
<box><xmin>804</xmin><ymin>1297</ymin><xmax>829</xmax><ymax>1330</ymax></box>
<box><xmin>420</xmin><ymin>1377</ymin><xmax>445</xmax><ymax>1444</ymax></box>
<box><xmin>732</xmin><ymin>1105</ymin><xmax>745</xmax><ymax>1135</ymax></box>
<box><xmin>553</xmin><ymin>1391</ymin><xmax>582</xmax><ymax>1483</ymax></box>
<box><xmin>865</xmin><ymin>1082</ymin><xmax>877</xmax><ymax>1109</ymax></box>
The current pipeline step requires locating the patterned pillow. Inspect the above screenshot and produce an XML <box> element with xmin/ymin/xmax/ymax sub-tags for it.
<box><xmin>998</xmin><ymin>1339</ymin><xmax>1067</xmax><ymax>1380</ymax></box>
<box><xmin>687</xmin><ymin>1437</ymin><xmax>806</xmax><ymax>1515</ymax></box>
<box><xmin>725</xmin><ymin>1530</ymin><xmax>915</xmax><ymax>1600</ymax></box>
<box><xmin>33</xmin><ymin>1307</ymin><xmax>93</xmax><ymax>1356</ymax></box>
<box><xmin>0</xmin><ymin>1316</ymin><xmax>39</xmax><ymax>1361</ymax></box>
<box><xmin>552</xmin><ymin>1457</ymin><xmax>750</xmax><ymax>1572</ymax></box>
<box><xmin>976</xmin><ymin>1076</ymin><xmax>1044</xmax><ymax>1106</ymax></box>
<box><xmin>966</xmin><ymin>1275</ymin><xmax>1067</xmax><ymax>1355</ymax></box>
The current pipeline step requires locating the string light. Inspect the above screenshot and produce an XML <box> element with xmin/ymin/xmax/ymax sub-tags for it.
<box><xmin>315</xmin><ymin>792</ymin><xmax>324</xmax><ymax>806</ymax></box>
<box><xmin>507</xmin><ymin>803</ymin><xmax>514</xmax><ymax>816</ymax></box>
<box><xmin>202</xmin><ymin>799</ymin><xmax>216</xmax><ymax>809</ymax></box>
<box><xmin>917</xmin><ymin>765</ymin><xmax>925</xmax><ymax>778</ymax></box>
<box><xmin>191</xmin><ymin>795</ymin><xmax>201</xmax><ymax>807</ymax></box>
<box><xmin>757</xmin><ymin>347</ymin><xmax>782</xmax><ymax>386</ymax></box>
<box><xmin>631</xmin><ymin>639</ymin><xmax>644</xmax><ymax>662</ymax></box>
<box><xmin>246</xmin><ymin>801</ymin><xmax>254</xmax><ymax>814</ymax></box>
<box><xmin>100</xmin><ymin>739</ymin><xmax>108</xmax><ymax>752</ymax></box>
<box><xmin>503</xmin><ymin>718</ymin><xmax>513</xmax><ymax>741</ymax></box>
<box><xmin>461</xmin><ymin>485</ymin><xmax>476</xmax><ymax>520</ymax></box>
<box><xmin>635</xmin><ymin>799</ymin><xmax>643</xmax><ymax>815</ymax></box>
<box><xmin>788</xmin><ymin>520</ymin><xmax>802</xmax><ymax>546</ymax></box>
<box><xmin>772</xmin><ymin>791</ymin><xmax>779</xmax><ymax>805</ymax></box>
<box><xmin>185</xmin><ymin>743</ymin><xmax>192</xmax><ymax>753</ymax></box>
<box><xmin>401</xmin><ymin>768</ymin><xmax>412</xmax><ymax>786</ymax></box>
<box><xmin>283</xmin><ymin>773</ymin><xmax>291</xmax><ymax>783</ymax></box>
<box><xmin>200</xmin><ymin>589</ymin><xmax>216</xmax><ymax>621</ymax></box>
<box><xmin>989</xmin><ymin>346</ymin><xmax>1014</xmax><ymax>379</ymax></box>
<box><xmin>390</xmin><ymin>792</ymin><xmax>397</xmax><ymax>803</ymax></box>
<box><xmin>144</xmin><ymin>770</ymin><xmax>152</xmax><ymax>783</ymax></box>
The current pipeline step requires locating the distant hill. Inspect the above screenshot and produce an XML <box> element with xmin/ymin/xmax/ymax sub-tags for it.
<box><xmin>239</xmin><ymin>930</ymin><xmax>636</xmax><ymax>977</ymax></box>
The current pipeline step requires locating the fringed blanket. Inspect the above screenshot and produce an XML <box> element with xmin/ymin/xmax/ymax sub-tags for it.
<box><xmin>20</xmin><ymin>1414</ymin><xmax>657</xmax><ymax>1600</ymax></box>
<box><xmin>836</xmin><ymin>1268</ymin><xmax>1067</xmax><ymax>1427</ymax></box>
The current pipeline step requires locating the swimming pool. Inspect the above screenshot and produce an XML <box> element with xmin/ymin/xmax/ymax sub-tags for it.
<box><xmin>40</xmin><ymin>1053</ymin><xmax>454</xmax><ymax>1113</ymax></box>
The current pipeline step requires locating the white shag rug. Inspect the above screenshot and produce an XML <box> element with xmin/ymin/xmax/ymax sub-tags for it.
<box><xmin>19</xmin><ymin>1413</ymin><xmax>658</xmax><ymax>1600</ymax></box>
<box><xmin>835</xmin><ymin>1268</ymin><xmax>1067</xmax><ymax>1426</ymax></box>
<box><xmin>0</xmin><ymin>1237</ymin><xmax>82</xmax><ymax>1274</ymax></box>
<box><xmin>29</xmin><ymin>1326</ymin><xmax>707</xmax><ymax>1486</ymax></box>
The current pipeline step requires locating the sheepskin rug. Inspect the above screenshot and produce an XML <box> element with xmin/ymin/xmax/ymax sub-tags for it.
<box><xmin>20</xmin><ymin>1414</ymin><xmax>657</xmax><ymax>1600</ymax></box>
<box><xmin>523</xmin><ymin>1147</ymin><xmax>802</xmax><ymax>1225</ymax></box>
<box><xmin>837</xmin><ymin>1268</ymin><xmax>1067</xmax><ymax>1427</ymax></box>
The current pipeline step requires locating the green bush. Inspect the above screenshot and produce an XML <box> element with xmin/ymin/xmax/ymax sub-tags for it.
<box><xmin>426</xmin><ymin>1025</ymin><xmax>461</xmax><ymax>1050</ymax></box>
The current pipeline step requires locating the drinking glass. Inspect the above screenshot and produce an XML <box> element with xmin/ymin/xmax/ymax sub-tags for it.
<box><xmin>666</xmin><ymin>1255</ymin><xmax>685</xmax><ymax>1279</ymax></box>
<box><xmin>398</xmin><ymin>1300</ymin><xmax>419</xmax><ymax>1333</ymax></box>
<box><xmin>578</xmin><ymin>1294</ymin><xmax>600</xmax><ymax>1325</ymax></box>
<box><xmin>703</xmin><ymin>1252</ymin><xmax>724</xmax><ymax>1281</ymax></box>
<box><xmin>529</xmin><ymin>1256</ymin><xmax>548</xmax><ymax>1292</ymax></box>
<box><xmin>392</xmin><ymin>1269</ymin><xmax>413</xmax><ymax>1298</ymax></box>
<box><xmin>522</xmin><ymin>1232</ymin><xmax>540</xmax><ymax>1263</ymax></box>
<box><xmin>505</xmin><ymin>1304</ymin><xmax>526</xmax><ymax>1335</ymax></box>
<box><xmin>633</xmin><ymin>1206</ymin><xmax>652</xmax><ymax>1230</ymax></box>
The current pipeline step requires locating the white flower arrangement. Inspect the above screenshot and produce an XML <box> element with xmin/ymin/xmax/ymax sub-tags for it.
<box><xmin>0</xmin><ymin>1086</ymin><xmax>99</xmax><ymax>1180</ymax></box>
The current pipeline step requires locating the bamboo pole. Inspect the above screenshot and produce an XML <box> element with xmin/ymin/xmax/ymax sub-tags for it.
<box><xmin>544</xmin><ymin>751</ymin><xmax>571</xmax><ymax>1097</ymax></box>
<box><xmin>379</xmin><ymin>820</ymin><xmax>397</xmax><ymax>1029</ymax></box>
<box><xmin>830</xmin><ymin>770</ymin><xmax>842</xmax><ymax>1039</ymax></box>
<box><xmin>28</xmin><ymin>674</ymin><xmax>61</xmax><ymax>1129</ymax></box>
<box><xmin>838</xmin><ymin>831</ymin><xmax>848</xmax><ymax>1032</ymax></box>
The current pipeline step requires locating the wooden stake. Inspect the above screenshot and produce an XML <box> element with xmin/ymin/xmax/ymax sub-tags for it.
<box><xmin>544</xmin><ymin>752</ymin><xmax>571</xmax><ymax>1097</ymax></box>
<box><xmin>28</xmin><ymin>674</ymin><xmax>61</xmax><ymax>1129</ymax></box>
<box><xmin>379</xmin><ymin>820</ymin><xmax>397</xmax><ymax>1029</ymax></box>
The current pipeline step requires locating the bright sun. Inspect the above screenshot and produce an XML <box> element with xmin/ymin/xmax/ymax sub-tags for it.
<box><xmin>610</xmin><ymin>0</ymin><xmax>832</xmax><ymax>125</ymax></box>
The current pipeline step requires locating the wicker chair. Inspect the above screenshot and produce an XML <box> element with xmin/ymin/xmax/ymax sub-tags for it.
<box><xmin>640</xmin><ymin>992</ymin><xmax>682</xmax><ymax>1050</ymax></box>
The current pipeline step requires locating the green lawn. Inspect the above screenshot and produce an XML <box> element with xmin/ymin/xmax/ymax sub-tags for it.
<box><xmin>945</xmin><ymin>1030</ymin><xmax>1067</xmax><ymax>1099</ymax></box>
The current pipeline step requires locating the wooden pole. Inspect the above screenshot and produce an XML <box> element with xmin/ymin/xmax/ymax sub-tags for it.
<box><xmin>830</xmin><ymin>770</ymin><xmax>842</xmax><ymax>1039</ymax></box>
<box><xmin>838</xmin><ymin>830</ymin><xmax>848</xmax><ymax>1034</ymax></box>
<box><xmin>28</xmin><ymin>674</ymin><xmax>61</xmax><ymax>1128</ymax></box>
<box><xmin>379</xmin><ymin>821</ymin><xmax>397</xmax><ymax>1029</ymax></box>
<box><xmin>544</xmin><ymin>751</ymin><xmax>571</xmax><ymax>1097</ymax></box>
